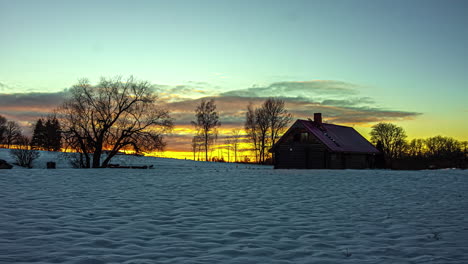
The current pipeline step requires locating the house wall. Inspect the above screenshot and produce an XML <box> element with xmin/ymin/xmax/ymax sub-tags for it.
<box><xmin>329</xmin><ymin>153</ymin><xmax>375</xmax><ymax>169</ymax></box>
<box><xmin>273</xmin><ymin>125</ymin><xmax>376</xmax><ymax>169</ymax></box>
<box><xmin>274</xmin><ymin>126</ymin><xmax>328</xmax><ymax>169</ymax></box>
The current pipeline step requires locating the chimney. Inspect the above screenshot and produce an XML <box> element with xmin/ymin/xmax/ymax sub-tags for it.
<box><xmin>314</xmin><ymin>113</ymin><xmax>322</xmax><ymax>124</ymax></box>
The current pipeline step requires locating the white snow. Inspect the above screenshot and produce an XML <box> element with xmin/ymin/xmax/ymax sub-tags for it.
<box><xmin>0</xmin><ymin>149</ymin><xmax>467</xmax><ymax>263</ymax></box>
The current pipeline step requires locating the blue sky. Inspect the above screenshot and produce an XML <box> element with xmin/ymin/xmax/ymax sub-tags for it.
<box><xmin>1</xmin><ymin>0</ymin><xmax>467</xmax><ymax>141</ymax></box>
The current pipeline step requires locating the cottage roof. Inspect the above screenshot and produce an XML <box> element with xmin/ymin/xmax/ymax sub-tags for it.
<box><xmin>297</xmin><ymin>119</ymin><xmax>380</xmax><ymax>154</ymax></box>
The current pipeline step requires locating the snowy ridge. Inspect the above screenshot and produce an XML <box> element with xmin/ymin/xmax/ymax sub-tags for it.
<box><xmin>1</xmin><ymin>149</ymin><xmax>468</xmax><ymax>263</ymax></box>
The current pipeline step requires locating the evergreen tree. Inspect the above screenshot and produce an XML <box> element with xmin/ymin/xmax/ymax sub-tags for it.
<box><xmin>46</xmin><ymin>117</ymin><xmax>62</xmax><ymax>151</ymax></box>
<box><xmin>31</xmin><ymin>118</ymin><xmax>46</xmax><ymax>149</ymax></box>
<box><xmin>31</xmin><ymin>117</ymin><xmax>62</xmax><ymax>151</ymax></box>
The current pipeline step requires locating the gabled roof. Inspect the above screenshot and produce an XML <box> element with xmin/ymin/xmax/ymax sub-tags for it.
<box><xmin>276</xmin><ymin>119</ymin><xmax>379</xmax><ymax>154</ymax></box>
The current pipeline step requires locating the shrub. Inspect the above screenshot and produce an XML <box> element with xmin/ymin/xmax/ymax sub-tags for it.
<box><xmin>9</xmin><ymin>136</ymin><xmax>40</xmax><ymax>168</ymax></box>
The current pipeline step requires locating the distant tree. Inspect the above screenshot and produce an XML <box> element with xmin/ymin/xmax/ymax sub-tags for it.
<box><xmin>31</xmin><ymin>118</ymin><xmax>46</xmax><ymax>150</ymax></box>
<box><xmin>230</xmin><ymin>128</ymin><xmax>241</xmax><ymax>162</ymax></box>
<box><xmin>370</xmin><ymin>122</ymin><xmax>407</xmax><ymax>165</ymax></box>
<box><xmin>191</xmin><ymin>99</ymin><xmax>220</xmax><ymax>161</ymax></box>
<box><xmin>407</xmin><ymin>138</ymin><xmax>426</xmax><ymax>157</ymax></box>
<box><xmin>244</xmin><ymin>104</ymin><xmax>260</xmax><ymax>163</ymax></box>
<box><xmin>461</xmin><ymin>141</ymin><xmax>468</xmax><ymax>168</ymax></box>
<box><xmin>3</xmin><ymin>121</ymin><xmax>22</xmax><ymax>148</ymax></box>
<box><xmin>191</xmin><ymin>134</ymin><xmax>204</xmax><ymax>161</ymax></box>
<box><xmin>9</xmin><ymin>136</ymin><xmax>40</xmax><ymax>168</ymax></box>
<box><xmin>32</xmin><ymin>116</ymin><xmax>62</xmax><ymax>151</ymax></box>
<box><xmin>0</xmin><ymin>115</ymin><xmax>7</xmax><ymax>145</ymax></box>
<box><xmin>224</xmin><ymin>137</ymin><xmax>231</xmax><ymax>162</ymax></box>
<box><xmin>263</xmin><ymin>98</ymin><xmax>292</xmax><ymax>149</ymax></box>
<box><xmin>244</xmin><ymin>99</ymin><xmax>291</xmax><ymax>164</ymax></box>
<box><xmin>244</xmin><ymin>103</ymin><xmax>269</xmax><ymax>163</ymax></box>
<box><xmin>57</xmin><ymin>76</ymin><xmax>173</xmax><ymax>168</ymax></box>
<box><xmin>256</xmin><ymin>107</ymin><xmax>270</xmax><ymax>163</ymax></box>
<box><xmin>45</xmin><ymin>116</ymin><xmax>62</xmax><ymax>151</ymax></box>
<box><xmin>425</xmin><ymin>136</ymin><xmax>461</xmax><ymax>158</ymax></box>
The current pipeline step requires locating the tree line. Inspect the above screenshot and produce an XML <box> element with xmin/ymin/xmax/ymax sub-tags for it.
<box><xmin>0</xmin><ymin>115</ymin><xmax>61</xmax><ymax>167</ymax></box>
<box><xmin>370</xmin><ymin>123</ymin><xmax>467</xmax><ymax>169</ymax></box>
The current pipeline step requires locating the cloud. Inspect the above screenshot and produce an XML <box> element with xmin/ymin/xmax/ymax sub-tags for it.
<box><xmin>0</xmin><ymin>91</ymin><xmax>66</xmax><ymax>110</ymax></box>
<box><xmin>320</xmin><ymin>97</ymin><xmax>375</xmax><ymax>107</ymax></box>
<box><xmin>221</xmin><ymin>80</ymin><xmax>359</xmax><ymax>98</ymax></box>
<box><xmin>0</xmin><ymin>81</ymin><xmax>11</xmax><ymax>92</ymax></box>
<box><xmin>151</xmin><ymin>81</ymin><xmax>220</xmax><ymax>102</ymax></box>
<box><xmin>0</xmin><ymin>91</ymin><xmax>67</xmax><ymax>132</ymax></box>
<box><xmin>0</xmin><ymin>79</ymin><xmax>422</xmax><ymax>153</ymax></box>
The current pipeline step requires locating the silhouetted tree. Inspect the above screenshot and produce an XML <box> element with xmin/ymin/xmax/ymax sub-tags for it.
<box><xmin>244</xmin><ymin>98</ymin><xmax>291</xmax><ymax>164</ymax></box>
<box><xmin>245</xmin><ymin>103</ymin><xmax>270</xmax><ymax>163</ymax></box>
<box><xmin>224</xmin><ymin>137</ymin><xmax>231</xmax><ymax>162</ymax></box>
<box><xmin>191</xmin><ymin>134</ymin><xmax>204</xmax><ymax>161</ymax></box>
<box><xmin>31</xmin><ymin>118</ymin><xmax>46</xmax><ymax>150</ymax></box>
<box><xmin>425</xmin><ymin>136</ymin><xmax>460</xmax><ymax>157</ymax></box>
<box><xmin>230</xmin><ymin>128</ymin><xmax>241</xmax><ymax>162</ymax></box>
<box><xmin>9</xmin><ymin>136</ymin><xmax>40</xmax><ymax>168</ymax></box>
<box><xmin>191</xmin><ymin>99</ymin><xmax>220</xmax><ymax>161</ymax></box>
<box><xmin>245</xmin><ymin>103</ymin><xmax>260</xmax><ymax>163</ymax></box>
<box><xmin>32</xmin><ymin>116</ymin><xmax>62</xmax><ymax>151</ymax></box>
<box><xmin>0</xmin><ymin>115</ymin><xmax>7</xmax><ymax>145</ymax></box>
<box><xmin>45</xmin><ymin>116</ymin><xmax>62</xmax><ymax>151</ymax></box>
<box><xmin>3</xmin><ymin>121</ymin><xmax>22</xmax><ymax>148</ymax></box>
<box><xmin>407</xmin><ymin>138</ymin><xmax>425</xmax><ymax>157</ymax></box>
<box><xmin>57</xmin><ymin>76</ymin><xmax>173</xmax><ymax>168</ymax></box>
<box><xmin>263</xmin><ymin>98</ymin><xmax>292</xmax><ymax>149</ymax></box>
<box><xmin>256</xmin><ymin>107</ymin><xmax>270</xmax><ymax>163</ymax></box>
<box><xmin>370</xmin><ymin>122</ymin><xmax>407</xmax><ymax>167</ymax></box>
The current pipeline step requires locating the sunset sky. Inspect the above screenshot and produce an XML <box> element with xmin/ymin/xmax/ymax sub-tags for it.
<box><xmin>1</xmin><ymin>0</ymin><xmax>467</xmax><ymax>159</ymax></box>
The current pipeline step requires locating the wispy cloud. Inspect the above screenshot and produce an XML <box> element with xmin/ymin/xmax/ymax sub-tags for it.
<box><xmin>151</xmin><ymin>81</ymin><xmax>220</xmax><ymax>102</ymax></box>
<box><xmin>221</xmin><ymin>80</ymin><xmax>359</xmax><ymax>98</ymax></box>
<box><xmin>0</xmin><ymin>81</ymin><xmax>12</xmax><ymax>92</ymax></box>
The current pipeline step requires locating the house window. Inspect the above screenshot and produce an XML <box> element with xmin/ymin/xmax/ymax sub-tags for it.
<box><xmin>300</xmin><ymin>133</ymin><xmax>308</xmax><ymax>142</ymax></box>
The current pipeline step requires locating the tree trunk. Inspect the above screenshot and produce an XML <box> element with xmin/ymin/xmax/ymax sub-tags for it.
<box><xmin>102</xmin><ymin>151</ymin><xmax>117</xmax><ymax>168</ymax></box>
<box><xmin>205</xmin><ymin>133</ymin><xmax>208</xmax><ymax>161</ymax></box>
<box><xmin>92</xmin><ymin>149</ymin><xmax>102</xmax><ymax>168</ymax></box>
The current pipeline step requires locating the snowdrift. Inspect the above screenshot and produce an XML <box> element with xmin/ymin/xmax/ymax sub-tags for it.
<box><xmin>0</xmin><ymin>148</ymin><xmax>467</xmax><ymax>263</ymax></box>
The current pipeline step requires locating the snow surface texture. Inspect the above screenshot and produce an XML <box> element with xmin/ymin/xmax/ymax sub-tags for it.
<box><xmin>1</xmin><ymin>149</ymin><xmax>468</xmax><ymax>263</ymax></box>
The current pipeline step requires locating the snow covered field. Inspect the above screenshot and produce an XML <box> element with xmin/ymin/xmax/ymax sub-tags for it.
<box><xmin>1</xmin><ymin>150</ymin><xmax>468</xmax><ymax>263</ymax></box>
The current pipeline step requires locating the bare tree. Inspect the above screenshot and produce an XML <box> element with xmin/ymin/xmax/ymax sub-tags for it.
<box><xmin>245</xmin><ymin>103</ymin><xmax>260</xmax><ymax>163</ymax></box>
<box><xmin>230</xmin><ymin>128</ymin><xmax>241</xmax><ymax>162</ymax></box>
<box><xmin>256</xmin><ymin>107</ymin><xmax>270</xmax><ymax>163</ymax></box>
<box><xmin>244</xmin><ymin>99</ymin><xmax>291</xmax><ymax>164</ymax></box>
<box><xmin>191</xmin><ymin>134</ymin><xmax>204</xmax><ymax>160</ymax></box>
<box><xmin>9</xmin><ymin>136</ymin><xmax>40</xmax><ymax>168</ymax></box>
<box><xmin>58</xmin><ymin>76</ymin><xmax>173</xmax><ymax>168</ymax></box>
<box><xmin>407</xmin><ymin>138</ymin><xmax>425</xmax><ymax>157</ymax></box>
<box><xmin>224</xmin><ymin>137</ymin><xmax>231</xmax><ymax>162</ymax></box>
<box><xmin>0</xmin><ymin>115</ymin><xmax>7</xmax><ymax>145</ymax></box>
<box><xmin>191</xmin><ymin>99</ymin><xmax>220</xmax><ymax>161</ymax></box>
<box><xmin>370</xmin><ymin>122</ymin><xmax>407</xmax><ymax>165</ymax></box>
<box><xmin>3</xmin><ymin>121</ymin><xmax>22</xmax><ymax>148</ymax></box>
<box><xmin>425</xmin><ymin>136</ymin><xmax>461</xmax><ymax>157</ymax></box>
<box><xmin>263</xmin><ymin>98</ymin><xmax>292</xmax><ymax>149</ymax></box>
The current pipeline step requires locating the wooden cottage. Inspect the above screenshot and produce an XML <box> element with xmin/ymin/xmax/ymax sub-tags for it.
<box><xmin>270</xmin><ymin>113</ymin><xmax>380</xmax><ymax>169</ymax></box>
